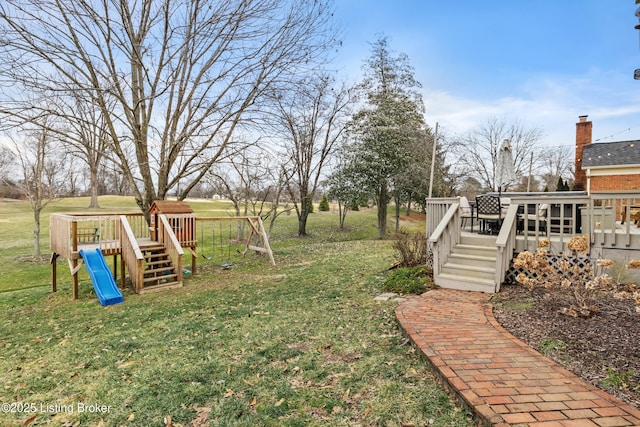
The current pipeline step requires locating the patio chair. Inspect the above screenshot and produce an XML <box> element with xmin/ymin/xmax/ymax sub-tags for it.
<box><xmin>475</xmin><ymin>194</ymin><xmax>502</xmax><ymax>234</ymax></box>
<box><xmin>459</xmin><ymin>196</ymin><xmax>474</xmax><ymax>231</ymax></box>
<box><xmin>517</xmin><ymin>203</ymin><xmax>547</xmax><ymax>234</ymax></box>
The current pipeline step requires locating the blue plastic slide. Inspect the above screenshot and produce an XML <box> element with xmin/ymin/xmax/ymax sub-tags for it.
<box><xmin>78</xmin><ymin>248</ymin><xmax>124</xmax><ymax>306</ymax></box>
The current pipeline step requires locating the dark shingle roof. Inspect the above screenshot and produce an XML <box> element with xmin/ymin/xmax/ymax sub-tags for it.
<box><xmin>582</xmin><ymin>140</ymin><xmax>640</xmax><ymax>168</ymax></box>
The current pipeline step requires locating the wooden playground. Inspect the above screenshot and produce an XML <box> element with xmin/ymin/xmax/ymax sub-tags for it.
<box><xmin>49</xmin><ymin>201</ymin><xmax>275</xmax><ymax>301</ymax></box>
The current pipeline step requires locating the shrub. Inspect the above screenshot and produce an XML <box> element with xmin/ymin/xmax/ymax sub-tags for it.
<box><xmin>383</xmin><ymin>266</ymin><xmax>432</xmax><ymax>294</ymax></box>
<box><xmin>318</xmin><ymin>194</ymin><xmax>330</xmax><ymax>211</ymax></box>
<box><xmin>392</xmin><ymin>231</ymin><xmax>428</xmax><ymax>267</ymax></box>
<box><xmin>513</xmin><ymin>235</ymin><xmax>640</xmax><ymax>317</ymax></box>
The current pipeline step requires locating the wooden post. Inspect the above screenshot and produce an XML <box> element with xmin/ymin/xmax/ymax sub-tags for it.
<box><xmin>72</xmin><ymin>258</ymin><xmax>79</xmax><ymax>300</ymax></box>
<box><xmin>50</xmin><ymin>253</ymin><xmax>59</xmax><ymax>292</ymax></box>
<box><xmin>113</xmin><ymin>255</ymin><xmax>118</xmax><ymax>286</ymax></box>
<box><xmin>258</xmin><ymin>217</ymin><xmax>276</xmax><ymax>266</ymax></box>
<box><xmin>71</xmin><ymin>221</ymin><xmax>79</xmax><ymax>299</ymax></box>
<box><xmin>120</xmin><ymin>253</ymin><xmax>126</xmax><ymax>289</ymax></box>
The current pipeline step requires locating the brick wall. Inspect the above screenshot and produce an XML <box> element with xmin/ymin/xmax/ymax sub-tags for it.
<box><xmin>590</xmin><ymin>175</ymin><xmax>640</xmax><ymax>192</ymax></box>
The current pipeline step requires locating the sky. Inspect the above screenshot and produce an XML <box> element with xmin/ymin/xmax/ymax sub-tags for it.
<box><xmin>331</xmin><ymin>1</ymin><xmax>640</xmax><ymax>150</ymax></box>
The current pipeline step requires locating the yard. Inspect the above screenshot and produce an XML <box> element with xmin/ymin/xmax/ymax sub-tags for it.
<box><xmin>0</xmin><ymin>197</ymin><xmax>473</xmax><ymax>426</ymax></box>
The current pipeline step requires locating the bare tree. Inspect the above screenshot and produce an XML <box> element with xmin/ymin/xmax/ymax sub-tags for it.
<box><xmin>61</xmin><ymin>92</ymin><xmax>115</xmax><ymax>208</ymax></box>
<box><xmin>537</xmin><ymin>145</ymin><xmax>575</xmax><ymax>191</ymax></box>
<box><xmin>207</xmin><ymin>149</ymin><xmax>269</xmax><ymax>218</ymax></box>
<box><xmin>206</xmin><ymin>148</ymin><xmax>292</xmax><ymax>236</ymax></box>
<box><xmin>454</xmin><ymin>117</ymin><xmax>543</xmax><ymax>192</ymax></box>
<box><xmin>0</xmin><ymin>0</ymin><xmax>339</xmax><ymax>222</ymax></box>
<box><xmin>6</xmin><ymin>128</ymin><xmax>67</xmax><ymax>256</ymax></box>
<box><xmin>268</xmin><ymin>73</ymin><xmax>353</xmax><ymax>236</ymax></box>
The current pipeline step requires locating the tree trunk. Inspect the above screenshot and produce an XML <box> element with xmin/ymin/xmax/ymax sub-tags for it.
<box><xmin>395</xmin><ymin>195</ymin><xmax>401</xmax><ymax>234</ymax></box>
<box><xmin>298</xmin><ymin>194</ymin><xmax>311</xmax><ymax>236</ymax></box>
<box><xmin>338</xmin><ymin>201</ymin><xmax>347</xmax><ymax>229</ymax></box>
<box><xmin>377</xmin><ymin>183</ymin><xmax>388</xmax><ymax>238</ymax></box>
<box><xmin>88</xmin><ymin>165</ymin><xmax>100</xmax><ymax>209</ymax></box>
<box><xmin>33</xmin><ymin>208</ymin><xmax>41</xmax><ymax>257</ymax></box>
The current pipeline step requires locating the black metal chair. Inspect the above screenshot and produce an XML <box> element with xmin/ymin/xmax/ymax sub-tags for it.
<box><xmin>476</xmin><ymin>195</ymin><xmax>502</xmax><ymax>234</ymax></box>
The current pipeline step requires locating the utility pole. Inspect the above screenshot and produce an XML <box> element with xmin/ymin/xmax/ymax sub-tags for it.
<box><xmin>635</xmin><ymin>0</ymin><xmax>640</xmax><ymax>80</ymax></box>
<box><xmin>428</xmin><ymin>122</ymin><xmax>438</xmax><ymax>198</ymax></box>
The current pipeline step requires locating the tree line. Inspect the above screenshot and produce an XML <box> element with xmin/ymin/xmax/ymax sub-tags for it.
<box><xmin>0</xmin><ymin>0</ymin><xmax>574</xmax><ymax>254</ymax></box>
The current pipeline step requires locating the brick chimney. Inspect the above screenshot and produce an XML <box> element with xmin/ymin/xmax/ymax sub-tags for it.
<box><xmin>574</xmin><ymin>115</ymin><xmax>592</xmax><ymax>191</ymax></box>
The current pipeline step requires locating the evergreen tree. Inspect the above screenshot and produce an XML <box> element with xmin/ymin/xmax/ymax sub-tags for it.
<box><xmin>341</xmin><ymin>35</ymin><xmax>425</xmax><ymax>238</ymax></box>
<box><xmin>319</xmin><ymin>194</ymin><xmax>330</xmax><ymax>211</ymax></box>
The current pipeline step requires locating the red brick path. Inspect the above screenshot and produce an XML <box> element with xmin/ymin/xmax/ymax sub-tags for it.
<box><xmin>396</xmin><ymin>289</ymin><xmax>640</xmax><ymax>426</ymax></box>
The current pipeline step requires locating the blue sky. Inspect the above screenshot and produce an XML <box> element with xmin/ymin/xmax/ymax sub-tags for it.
<box><xmin>332</xmin><ymin>1</ymin><xmax>640</xmax><ymax>149</ymax></box>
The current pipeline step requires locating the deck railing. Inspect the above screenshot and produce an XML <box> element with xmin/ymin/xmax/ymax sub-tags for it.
<box><xmin>426</xmin><ymin>198</ymin><xmax>459</xmax><ymax>240</ymax></box>
<box><xmin>495</xmin><ymin>204</ymin><xmax>518</xmax><ymax>292</ymax></box>
<box><xmin>588</xmin><ymin>191</ymin><xmax>640</xmax><ymax>248</ymax></box>
<box><xmin>508</xmin><ymin>193</ymin><xmax>591</xmax><ymax>253</ymax></box>
<box><xmin>428</xmin><ymin>201</ymin><xmax>461</xmax><ymax>281</ymax></box>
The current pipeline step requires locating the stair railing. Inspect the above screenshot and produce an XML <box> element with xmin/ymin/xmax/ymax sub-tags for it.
<box><xmin>159</xmin><ymin>214</ymin><xmax>184</xmax><ymax>284</ymax></box>
<box><xmin>495</xmin><ymin>204</ymin><xmax>519</xmax><ymax>292</ymax></box>
<box><xmin>120</xmin><ymin>215</ymin><xmax>144</xmax><ymax>293</ymax></box>
<box><xmin>428</xmin><ymin>202</ymin><xmax>461</xmax><ymax>279</ymax></box>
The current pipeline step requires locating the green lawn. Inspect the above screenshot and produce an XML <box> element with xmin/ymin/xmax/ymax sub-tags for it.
<box><xmin>0</xmin><ymin>197</ymin><xmax>473</xmax><ymax>426</ymax></box>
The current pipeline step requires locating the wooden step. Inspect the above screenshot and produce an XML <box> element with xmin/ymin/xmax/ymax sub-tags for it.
<box><xmin>434</xmin><ymin>231</ymin><xmax>499</xmax><ymax>293</ymax></box>
<box><xmin>144</xmin><ymin>252</ymin><xmax>169</xmax><ymax>260</ymax></box>
<box><xmin>435</xmin><ymin>272</ymin><xmax>496</xmax><ymax>293</ymax></box>
<box><xmin>440</xmin><ymin>262</ymin><xmax>495</xmax><ymax>281</ymax></box>
<box><xmin>451</xmin><ymin>243</ymin><xmax>497</xmax><ymax>257</ymax></box>
<box><xmin>139</xmin><ymin>281</ymin><xmax>183</xmax><ymax>294</ymax></box>
<box><xmin>144</xmin><ymin>265</ymin><xmax>174</xmax><ymax>274</ymax></box>
<box><xmin>447</xmin><ymin>252</ymin><xmax>496</xmax><ymax>267</ymax></box>
<box><xmin>145</xmin><ymin>259</ymin><xmax>171</xmax><ymax>267</ymax></box>
<box><xmin>141</xmin><ymin>244</ymin><xmax>165</xmax><ymax>251</ymax></box>
<box><xmin>143</xmin><ymin>272</ymin><xmax>178</xmax><ymax>283</ymax></box>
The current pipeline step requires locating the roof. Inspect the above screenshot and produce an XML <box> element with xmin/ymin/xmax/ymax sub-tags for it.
<box><xmin>581</xmin><ymin>140</ymin><xmax>640</xmax><ymax>168</ymax></box>
<box><xmin>148</xmin><ymin>200</ymin><xmax>193</xmax><ymax>214</ymax></box>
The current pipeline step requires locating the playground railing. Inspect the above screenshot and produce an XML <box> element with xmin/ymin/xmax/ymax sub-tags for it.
<box><xmin>163</xmin><ymin>213</ymin><xmax>197</xmax><ymax>248</ymax></box>
<box><xmin>50</xmin><ymin>213</ymin><xmax>147</xmax><ymax>258</ymax></box>
<box><xmin>120</xmin><ymin>215</ymin><xmax>144</xmax><ymax>293</ymax></box>
<box><xmin>159</xmin><ymin>214</ymin><xmax>184</xmax><ymax>284</ymax></box>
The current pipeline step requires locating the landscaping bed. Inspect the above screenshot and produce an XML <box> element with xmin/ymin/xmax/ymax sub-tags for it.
<box><xmin>492</xmin><ymin>284</ymin><xmax>640</xmax><ymax>409</ymax></box>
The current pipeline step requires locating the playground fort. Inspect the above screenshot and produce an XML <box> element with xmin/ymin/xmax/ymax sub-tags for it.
<box><xmin>49</xmin><ymin>201</ymin><xmax>275</xmax><ymax>306</ymax></box>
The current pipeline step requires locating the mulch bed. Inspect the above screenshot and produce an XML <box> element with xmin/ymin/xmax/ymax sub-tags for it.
<box><xmin>491</xmin><ymin>284</ymin><xmax>640</xmax><ymax>409</ymax></box>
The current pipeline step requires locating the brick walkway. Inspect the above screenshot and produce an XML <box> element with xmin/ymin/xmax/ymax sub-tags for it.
<box><xmin>395</xmin><ymin>289</ymin><xmax>640</xmax><ymax>427</ymax></box>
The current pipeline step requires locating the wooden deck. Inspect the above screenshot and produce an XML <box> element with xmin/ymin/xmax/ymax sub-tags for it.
<box><xmin>427</xmin><ymin>191</ymin><xmax>640</xmax><ymax>293</ymax></box>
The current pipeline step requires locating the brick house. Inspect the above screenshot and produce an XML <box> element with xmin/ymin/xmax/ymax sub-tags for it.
<box><xmin>574</xmin><ymin>115</ymin><xmax>640</xmax><ymax>192</ymax></box>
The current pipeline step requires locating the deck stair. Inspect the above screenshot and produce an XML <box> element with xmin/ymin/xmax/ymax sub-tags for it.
<box><xmin>435</xmin><ymin>233</ymin><xmax>497</xmax><ymax>293</ymax></box>
<box><xmin>140</xmin><ymin>243</ymin><xmax>181</xmax><ymax>292</ymax></box>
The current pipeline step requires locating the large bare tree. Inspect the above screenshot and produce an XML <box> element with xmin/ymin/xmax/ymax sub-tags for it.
<box><xmin>455</xmin><ymin>117</ymin><xmax>543</xmax><ymax>192</ymax></box>
<box><xmin>0</xmin><ymin>0</ymin><xmax>338</xmax><ymax>221</ymax></box>
<box><xmin>268</xmin><ymin>73</ymin><xmax>353</xmax><ymax>236</ymax></box>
